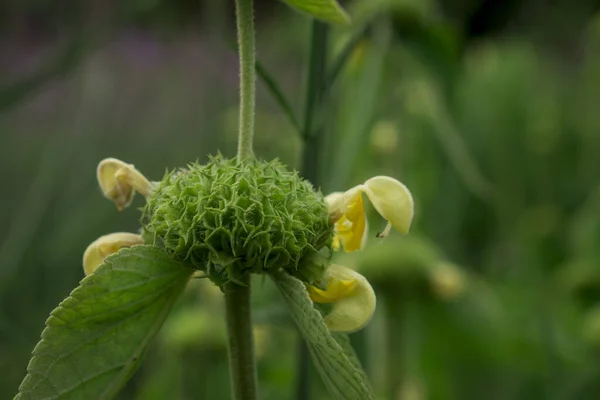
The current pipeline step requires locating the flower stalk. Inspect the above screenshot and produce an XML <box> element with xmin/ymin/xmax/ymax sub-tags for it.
<box><xmin>228</xmin><ymin>0</ymin><xmax>258</xmax><ymax>398</ymax></box>
<box><xmin>224</xmin><ymin>274</ymin><xmax>258</xmax><ymax>400</ymax></box>
<box><xmin>235</xmin><ymin>0</ymin><xmax>256</xmax><ymax>161</ymax></box>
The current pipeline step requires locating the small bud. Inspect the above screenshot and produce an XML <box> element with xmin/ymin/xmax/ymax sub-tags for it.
<box><xmin>429</xmin><ymin>262</ymin><xmax>466</xmax><ymax>300</ymax></box>
<box><xmin>82</xmin><ymin>232</ymin><xmax>144</xmax><ymax>275</ymax></box>
<box><xmin>97</xmin><ymin>158</ymin><xmax>152</xmax><ymax>210</ymax></box>
<box><xmin>583</xmin><ymin>306</ymin><xmax>600</xmax><ymax>347</ymax></box>
<box><xmin>370</xmin><ymin>121</ymin><xmax>399</xmax><ymax>155</ymax></box>
<box><xmin>253</xmin><ymin>325</ymin><xmax>270</xmax><ymax>359</ymax></box>
<box><xmin>396</xmin><ymin>377</ymin><xmax>426</xmax><ymax>400</ymax></box>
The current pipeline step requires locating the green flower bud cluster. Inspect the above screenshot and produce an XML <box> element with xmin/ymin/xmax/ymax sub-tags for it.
<box><xmin>142</xmin><ymin>156</ymin><xmax>333</xmax><ymax>286</ymax></box>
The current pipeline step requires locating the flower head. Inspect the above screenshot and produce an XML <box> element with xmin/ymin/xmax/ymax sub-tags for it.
<box><xmin>87</xmin><ymin>158</ymin><xmax>414</xmax><ymax>335</ymax></box>
<box><xmin>142</xmin><ymin>157</ymin><xmax>333</xmax><ymax>286</ymax></box>
<box><xmin>87</xmin><ymin>156</ymin><xmax>334</xmax><ymax>286</ymax></box>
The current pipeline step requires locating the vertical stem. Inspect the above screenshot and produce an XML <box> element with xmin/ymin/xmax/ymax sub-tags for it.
<box><xmin>296</xmin><ymin>20</ymin><xmax>329</xmax><ymax>400</ymax></box>
<box><xmin>224</xmin><ymin>274</ymin><xmax>257</xmax><ymax>400</ymax></box>
<box><xmin>235</xmin><ymin>0</ymin><xmax>256</xmax><ymax>160</ymax></box>
<box><xmin>301</xmin><ymin>21</ymin><xmax>329</xmax><ymax>183</ymax></box>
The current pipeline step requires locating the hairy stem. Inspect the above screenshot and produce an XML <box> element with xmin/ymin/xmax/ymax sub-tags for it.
<box><xmin>225</xmin><ymin>274</ymin><xmax>258</xmax><ymax>400</ymax></box>
<box><xmin>227</xmin><ymin>1</ymin><xmax>258</xmax><ymax>397</ymax></box>
<box><xmin>235</xmin><ymin>0</ymin><xmax>256</xmax><ymax>160</ymax></box>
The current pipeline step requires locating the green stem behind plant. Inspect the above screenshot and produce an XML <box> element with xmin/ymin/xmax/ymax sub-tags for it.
<box><xmin>235</xmin><ymin>0</ymin><xmax>256</xmax><ymax>160</ymax></box>
<box><xmin>296</xmin><ymin>20</ymin><xmax>330</xmax><ymax>400</ymax></box>
<box><xmin>301</xmin><ymin>21</ymin><xmax>329</xmax><ymax>184</ymax></box>
<box><xmin>224</xmin><ymin>274</ymin><xmax>258</xmax><ymax>400</ymax></box>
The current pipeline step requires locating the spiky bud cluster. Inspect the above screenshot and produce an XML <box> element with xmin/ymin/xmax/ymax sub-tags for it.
<box><xmin>141</xmin><ymin>156</ymin><xmax>333</xmax><ymax>286</ymax></box>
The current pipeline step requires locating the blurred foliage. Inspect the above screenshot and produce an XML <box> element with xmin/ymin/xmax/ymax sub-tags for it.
<box><xmin>2</xmin><ymin>0</ymin><xmax>600</xmax><ymax>399</ymax></box>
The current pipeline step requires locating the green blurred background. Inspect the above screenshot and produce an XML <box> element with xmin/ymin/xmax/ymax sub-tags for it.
<box><xmin>2</xmin><ymin>0</ymin><xmax>600</xmax><ymax>398</ymax></box>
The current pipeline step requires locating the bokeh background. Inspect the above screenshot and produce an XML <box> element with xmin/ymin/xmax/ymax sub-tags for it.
<box><xmin>2</xmin><ymin>0</ymin><xmax>600</xmax><ymax>398</ymax></box>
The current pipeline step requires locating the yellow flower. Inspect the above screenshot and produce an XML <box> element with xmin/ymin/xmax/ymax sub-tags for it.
<box><xmin>82</xmin><ymin>158</ymin><xmax>154</xmax><ymax>275</ymax></box>
<box><xmin>97</xmin><ymin>158</ymin><xmax>153</xmax><ymax>210</ymax></box>
<box><xmin>308</xmin><ymin>175</ymin><xmax>414</xmax><ymax>333</ymax></box>
<box><xmin>82</xmin><ymin>232</ymin><xmax>144</xmax><ymax>275</ymax></box>
<box><xmin>307</xmin><ymin>264</ymin><xmax>375</xmax><ymax>333</ymax></box>
<box><xmin>325</xmin><ymin>176</ymin><xmax>414</xmax><ymax>252</ymax></box>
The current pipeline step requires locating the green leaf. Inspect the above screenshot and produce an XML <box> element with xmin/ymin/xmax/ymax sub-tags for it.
<box><xmin>279</xmin><ymin>0</ymin><xmax>350</xmax><ymax>25</ymax></box>
<box><xmin>16</xmin><ymin>245</ymin><xmax>193</xmax><ymax>400</ymax></box>
<box><xmin>271</xmin><ymin>271</ymin><xmax>374</xmax><ymax>400</ymax></box>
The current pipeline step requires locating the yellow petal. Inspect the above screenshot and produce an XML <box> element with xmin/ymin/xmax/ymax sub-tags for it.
<box><xmin>332</xmin><ymin>235</ymin><xmax>341</xmax><ymax>252</ymax></box>
<box><xmin>360</xmin><ymin>216</ymin><xmax>369</xmax><ymax>249</ymax></box>
<box><xmin>326</xmin><ymin>188</ymin><xmax>367</xmax><ymax>252</ymax></box>
<box><xmin>361</xmin><ymin>176</ymin><xmax>414</xmax><ymax>235</ymax></box>
<box><xmin>97</xmin><ymin>158</ymin><xmax>152</xmax><ymax>211</ymax></box>
<box><xmin>337</xmin><ymin>193</ymin><xmax>366</xmax><ymax>252</ymax></box>
<box><xmin>336</xmin><ymin>214</ymin><xmax>367</xmax><ymax>252</ymax></box>
<box><xmin>82</xmin><ymin>232</ymin><xmax>144</xmax><ymax>275</ymax></box>
<box><xmin>308</xmin><ymin>277</ymin><xmax>358</xmax><ymax>303</ymax></box>
<box><xmin>309</xmin><ymin>264</ymin><xmax>376</xmax><ymax>333</ymax></box>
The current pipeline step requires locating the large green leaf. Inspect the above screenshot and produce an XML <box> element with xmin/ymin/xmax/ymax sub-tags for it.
<box><xmin>271</xmin><ymin>271</ymin><xmax>374</xmax><ymax>400</ymax></box>
<box><xmin>16</xmin><ymin>245</ymin><xmax>193</xmax><ymax>400</ymax></box>
<box><xmin>279</xmin><ymin>0</ymin><xmax>350</xmax><ymax>25</ymax></box>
